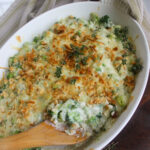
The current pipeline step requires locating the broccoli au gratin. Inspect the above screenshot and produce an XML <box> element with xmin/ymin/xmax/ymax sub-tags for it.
<box><xmin>0</xmin><ymin>13</ymin><xmax>142</xmax><ymax>144</ymax></box>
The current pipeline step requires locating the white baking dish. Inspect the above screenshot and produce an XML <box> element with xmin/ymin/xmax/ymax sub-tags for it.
<box><xmin>0</xmin><ymin>1</ymin><xmax>149</xmax><ymax>150</ymax></box>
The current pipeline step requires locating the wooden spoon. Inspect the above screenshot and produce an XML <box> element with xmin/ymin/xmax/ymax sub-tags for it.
<box><xmin>0</xmin><ymin>121</ymin><xmax>87</xmax><ymax>150</ymax></box>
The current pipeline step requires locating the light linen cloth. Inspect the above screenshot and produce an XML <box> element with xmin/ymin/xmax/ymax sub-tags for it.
<box><xmin>126</xmin><ymin>0</ymin><xmax>150</xmax><ymax>47</ymax></box>
<box><xmin>0</xmin><ymin>0</ymin><xmax>86</xmax><ymax>47</ymax></box>
<box><xmin>0</xmin><ymin>0</ymin><xmax>150</xmax><ymax>48</ymax></box>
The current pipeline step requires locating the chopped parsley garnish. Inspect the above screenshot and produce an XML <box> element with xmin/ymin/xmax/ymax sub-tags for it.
<box><xmin>70</xmin><ymin>44</ymin><xmax>80</xmax><ymax>51</ymax></box>
<box><xmin>9</xmin><ymin>56</ymin><xmax>22</xmax><ymax>68</ymax></box>
<box><xmin>123</xmin><ymin>41</ymin><xmax>136</xmax><ymax>53</ymax></box>
<box><xmin>76</xmin><ymin>30</ymin><xmax>81</xmax><ymax>37</ymax></box>
<box><xmin>42</xmin><ymin>55</ymin><xmax>47</xmax><ymax>60</ymax></box>
<box><xmin>75</xmin><ymin>64</ymin><xmax>80</xmax><ymax>70</ymax></box>
<box><xmin>15</xmin><ymin>62</ymin><xmax>22</xmax><ymax>69</ymax></box>
<box><xmin>102</xmin><ymin>63</ymin><xmax>106</xmax><ymax>67</ymax></box>
<box><xmin>33</xmin><ymin>36</ymin><xmax>40</xmax><ymax>43</ymax></box>
<box><xmin>114</xmin><ymin>26</ymin><xmax>128</xmax><ymax>42</ymax></box>
<box><xmin>33</xmin><ymin>57</ymin><xmax>38</xmax><ymax>62</ymax></box>
<box><xmin>9</xmin><ymin>57</ymin><xmax>15</xmax><ymax>67</ymax></box>
<box><xmin>108</xmin><ymin>74</ymin><xmax>112</xmax><ymax>78</ymax></box>
<box><xmin>0</xmin><ymin>84</ymin><xmax>7</xmax><ymax>91</ymax></box>
<box><xmin>55</xmin><ymin>67</ymin><xmax>62</xmax><ymax>78</ymax></box>
<box><xmin>71</xmin><ymin>31</ymin><xmax>81</xmax><ymax>40</ymax></box>
<box><xmin>114</xmin><ymin>26</ymin><xmax>136</xmax><ymax>53</ymax></box>
<box><xmin>7</xmin><ymin>72</ymin><xmax>14</xmax><ymax>79</ymax></box>
<box><xmin>81</xmin><ymin>57</ymin><xmax>88</xmax><ymax>65</ymax></box>
<box><xmin>122</xmin><ymin>59</ymin><xmax>126</xmax><ymax>65</ymax></box>
<box><xmin>107</xmin><ymin>34</ymin><xmax>113</xmax><ymax>38</ymax></box>
<box><xmin>130</xmin><ymin>62</ymin><xmax>143</xmax><ymax>75</ymax></box>
<box><xmin>80</xmin><ymin>45</ymin><xmax>86</xmax><ymax>51</ymax></box>
<box><xmin>122</xmin><ymin>53</ymin><xmax>128</xmax><ymax>57</ymax></box>
<box><xmin>92</xmin><ymin>33</ymin><xmax>97</xmax><ymax>38</ymax></box>
<box><xmin>60</xmin><ymin>60</ymin><xmax>66</xmax><ymax>65</ymax></box>
<box><xmin>70</xmin><ymin>79</ymin><xmax>76</xmax><ymax>84</ymax></box>
<box><xmin>0</xmin><ymin>96</ymin><xmax>4</xmax><ymax>100</ymax></box>
<box><xmin>96</xmin><ymin>67</ymin><xmax>102</xmax><ymax>72</ymax></box>
<box><xmin>68</xmin><ymin>44</ymin><xmax>84</xmax><ymax>58</ymax></box>
<box><xmin>99</xmin><ymin>15</ymin><xmax>112</xmax><ymax>28</ymax></box>
<box><xmin>68</xmin><ymin>51</ymin><xmax>82</xmax><ymax>58</ymax></box>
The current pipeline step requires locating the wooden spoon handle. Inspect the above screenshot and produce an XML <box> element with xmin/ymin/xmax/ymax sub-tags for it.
<box><xmin>0</xmin><ymin>122</ymin><xmax>52</xmax><ymax>150</ymax></box>
<box><xmin>0</xmin><ymin>121</ymin><xmax>85</xmax><ymax>150</ymax></box>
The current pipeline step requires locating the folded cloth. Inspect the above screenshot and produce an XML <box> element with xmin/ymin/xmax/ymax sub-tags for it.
<box><xmin>126</xmin><ymin>0</ymin><xmax>150</xmax><ymax>47</ymax></box>
<box><xmin>0</xmin><ymin>0</ymin><xmax>87</xmax><ymax>47</ymax></box>
<box><xmin>0</xmin><ymin>0</ymin><xmax>150</xmax><ymax>48</ymax></box>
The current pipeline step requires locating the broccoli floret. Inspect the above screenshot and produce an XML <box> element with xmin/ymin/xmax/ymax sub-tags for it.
<box><xmin>7</xmin><ymin>72</ymin><xmax>14</xmax><ymax>79</ymax></box>
<box><xmin>87</xmin><ymin>116</ymin><xmax>100</xmax><ymax>131</ymax></box>
<box><xmin>89</xmin><ymin>13</ymin><xmax>99</xmax><ymax>23</ymax></box>
<box><xmin>69</xmin><ymin>111</ymin><xmax>82</xmax><ymax>123</ymax></box>
<box><xmin>8</xmin><ymin>57</ymin><xmax>15</xmax><ymax>67</ymax></box>
<box><xmin>123</xmin><ymin>41</ymin><xmax>136</xmax><ymax>53</ymax></box>
<box><xmin>114</xmin><ymin>26</ymin><xmax>136</xmax><ymax>53</ymax></box>
<box><xmin>114</xmin><ymin>26</ymin><xmax>128</xmax><ymax>41</ymax></box>
<box><xmin>99</xmin><ymin>15</ymin><xmax>112</xmax><ymax>28</ymax></box>
<box><xmin>89</xmin><ymin>14</ymin><xmax>112</xmax><ymax>28</ymax></box>
<box><xmin>130</xmin><ymin>62</ymin><xmax>143</xmax><ymax>75</ymax></box>
<box><xmin>115</xmin><ymin>95</ymin><xmax>126</xmax><ymax>107</ymax></box>
<box><xmin>55</xmin><ymin>67</ymin><xmax>62</xmax><ymax>78</ymax></box>
<box><xmin>33</xmin><ymin>36</ymin><xmax>41</xmax><ymax>43</ymax></box>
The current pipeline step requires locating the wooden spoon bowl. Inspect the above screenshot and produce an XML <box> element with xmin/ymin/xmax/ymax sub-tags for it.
<box><xmin>0</xmin><ymin>121</ymin><xmax>87</xmax><ymax>150</ymax></box>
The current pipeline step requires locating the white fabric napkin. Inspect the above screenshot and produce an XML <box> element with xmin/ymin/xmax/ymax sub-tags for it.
<box><xmin>126</xmin><ymin>0</ymin><xmax>150</xmax><ymax>47</ymax></box>
<box><xmin>0</xmin><ymin>0</ymin><xmax>86</xmax><ymax>47</ymax></box>
<box><xmin>0</xmin><ymin>0</ymin><xmax>150</xmax><ymax>48</ymax></box>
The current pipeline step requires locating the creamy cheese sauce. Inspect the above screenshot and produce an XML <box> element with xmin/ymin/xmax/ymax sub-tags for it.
<box><xmin>0</xmin><ymin>13</ymin><xmax>142</xmax><ymax>149</ymax></box>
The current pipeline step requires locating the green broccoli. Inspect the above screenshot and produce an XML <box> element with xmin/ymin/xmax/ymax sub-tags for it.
<box><xmin>114</xmin><ymin>26</ymin><xmax>128</xmax><ymax>42</ymax></box>
<box><xmin>130</xmin><ymin>62</ymin><xmax>143</xmax><ymax>75</ymax></box>
<box><xmin>99</xmin><ymin>15</ymin><xmax>112</xmax><ymax>28</ymax></box>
